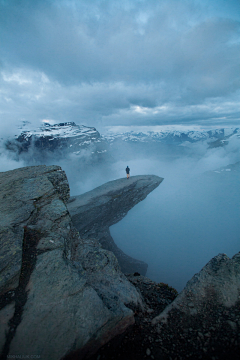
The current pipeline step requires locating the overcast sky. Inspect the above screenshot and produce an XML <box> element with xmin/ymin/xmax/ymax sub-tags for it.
<box><xmin>0</xmin><ymin>0</ymin><xmax>240</xmax><ymax>135</ymax></box>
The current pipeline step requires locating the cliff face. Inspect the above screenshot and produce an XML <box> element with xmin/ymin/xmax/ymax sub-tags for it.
<box><xmin>67</xmin><ymin>175</ymin><xmax>163</xmax><ymax>275</ymax></box>
<box><xmin>0</xmin><ymin>166</ymin><xmax>143</xmax><ymax>360</ymax></box>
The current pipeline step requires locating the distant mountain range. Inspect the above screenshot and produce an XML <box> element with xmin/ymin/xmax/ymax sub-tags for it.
<box><xmin>206</xmin><ymin>160</ymin><xmax>240</xmax><ymax>176</ymax></box>
<box><xmin>102</xmin><ymin>126</ymin><xmax>240</xmax><ymax>147</ymax></box>
<box><xmin>5</xmin><ymin>122</ymin><xmax>240</xmax><ymax>160</ymax></box>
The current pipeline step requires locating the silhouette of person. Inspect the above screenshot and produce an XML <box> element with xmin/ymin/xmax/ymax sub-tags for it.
<box><xmin>126</xmin><ymin>166</ymin><xmax>130</xmax><ymax>179</ymax></box>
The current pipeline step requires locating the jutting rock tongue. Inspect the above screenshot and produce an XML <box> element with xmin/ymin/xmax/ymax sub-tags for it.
<box><xmin>68</xmin><ymin>175</ymin><xmax>163</xmax><ymax>275</ymax></box>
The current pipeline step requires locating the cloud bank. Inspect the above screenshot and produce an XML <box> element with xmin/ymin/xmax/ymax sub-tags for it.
<box><xmin>0</xmin><ymin>0</ymin><xmax>240</xmax><ymax>135</ymax></box>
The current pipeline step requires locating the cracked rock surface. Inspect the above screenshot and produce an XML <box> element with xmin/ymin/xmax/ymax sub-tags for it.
<box><xmin>0</xmin><ymin>165</ymin><xmax>143</xmax><ymax>360</ymax></box>
<box><xmin>68</xmin><ymin>175</ymin><xmax>163</xmax><ymax>275</ymax></box>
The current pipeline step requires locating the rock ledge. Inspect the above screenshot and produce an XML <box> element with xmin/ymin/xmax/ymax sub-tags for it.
<box><xmin>68</xmin><ymin>175</ymin><xmax>163</xmax><ymax>275</ymax></box>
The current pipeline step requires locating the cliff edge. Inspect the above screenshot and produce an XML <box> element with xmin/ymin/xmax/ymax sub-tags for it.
<box><xmin>67</xmin><ymin>175</ymin><xmax>163</xmax><ymax>275</ymax></box>
<box><xmin>0</xmin><ymin>166</ymin><xmax>144</xmax><ymax>360</ymax></box>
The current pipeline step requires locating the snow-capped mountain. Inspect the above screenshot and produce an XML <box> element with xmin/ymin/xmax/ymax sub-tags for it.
<box><xmin>6</xmin><ymin>122</ymin><xmax>109</xmax><ymax>157</ymax></box>
<box><xmin>14</xmin><ymin>122</ymin><xmax>100</xmax><ymax>152</ymax></box>
<box><xmin>102</xmin><ymin>126</ymin><xmax>240</xmax><ymax>147</ymax></box>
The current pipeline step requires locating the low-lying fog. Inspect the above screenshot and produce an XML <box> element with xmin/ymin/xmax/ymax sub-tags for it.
<box><xmin>108</xmin><ymin>138</ymin><xmax>240</xmax><ymax>291</ymax></box>
<box><xmin>111</xmin><ymin>159</ymin><xmax>240</xmax><ymax>291</ymax></box>
<box><xmin>1</xmin><ymin>134</ymin><xmax>240</xmax><ymax>292</ymax></box>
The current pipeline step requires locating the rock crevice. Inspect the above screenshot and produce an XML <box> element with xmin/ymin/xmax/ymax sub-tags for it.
<box><xmin>0</xmin><ymin>226</ymin><xmax>40</xmax><ymax>359</ymax></box>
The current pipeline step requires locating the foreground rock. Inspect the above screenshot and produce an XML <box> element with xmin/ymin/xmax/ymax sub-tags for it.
<box><xmin>151</xmin><ymin>252</ymin><xmax>240</xmax><ymax>359</ymax></box>
<box><xmin>68</xmin><ymin>175</ymin><xmax>163</xmax><ymax>275</ymax></box>
<box><xmin>88</xmin><ymin>274</ymin><xmax>178</xmax><ymax>360</ymax></box>
<box><xmin>0</xmin><ymin>165</ymin><xmax>143</xmax><ymax>360</ymax></box>
<box><xmin>89</xmin><ymin>254</ymin><xmax>240</xmax><ymax>360</ymax></box>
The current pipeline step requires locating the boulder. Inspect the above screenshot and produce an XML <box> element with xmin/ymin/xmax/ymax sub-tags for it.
<box><xmin>151</xmin><ymin>252</ymin><xmax>240</xmax><ymax>359</ymax></box>
<box><xmin>0</xmin><ymin>165</ymin><xmax>143</xmax><ymax>360</ymax></box>
<box><xmin>68</xmin><ymin>175</ymin><xmax>163</xmax><ymax>275</ymax></box>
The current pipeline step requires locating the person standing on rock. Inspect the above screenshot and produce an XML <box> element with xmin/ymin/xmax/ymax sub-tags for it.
<box><xmin>126</xmin><ymin>166</ymin><xmax>130</xmax><ymax>179</ymax></box>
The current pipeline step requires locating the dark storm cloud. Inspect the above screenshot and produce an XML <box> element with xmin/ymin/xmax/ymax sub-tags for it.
<box><xmin>0</xmin><ymin>0</ymin><xmax>240</xmax><ymax>131</ymax></box>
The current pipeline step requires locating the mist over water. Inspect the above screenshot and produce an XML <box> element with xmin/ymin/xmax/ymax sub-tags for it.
<box><xmin>109</xmin><ymin>138</ymin><xmax>240</xmax><ymax>292</ymax></box>
<box><xmin>111</xmin><ymin>169</ymin><xmax>240</xmax><ymax>292</ymax></box>
<box><xmin>1</xmin><ymin>132</ymin><xmax>239</xmax><ymax>292</ymax></box>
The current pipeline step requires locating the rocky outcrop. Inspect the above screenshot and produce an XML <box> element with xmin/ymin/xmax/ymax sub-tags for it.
<box><xmin>67</xmin><ymin>175</ymin><xmax>163</xmax><ymax>275</ymax></box>
<box><xmin>151</xmin><ymin>252</ymin><xmax>240</xmax><ymax>359</ymax></box>
<box><xmin>85</xmin><ymin>255</ymin><xmax>240</xmax><ymax>360</ymax></box>
<box><xmin>0</xmin><ymin>165</ymin><xmax>143</xmax><ymax>360</ymax></box>
<box><xmin>1</xmin><ymin>165</ymin><xmax>239</xmax><ymax>359</ymax></box>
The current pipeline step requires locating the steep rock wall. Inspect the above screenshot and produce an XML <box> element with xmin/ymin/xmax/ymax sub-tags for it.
<box><xmin>0</xmin><ymin>165</ymin><xmax>142</xmax><ymax>360</ymax></box>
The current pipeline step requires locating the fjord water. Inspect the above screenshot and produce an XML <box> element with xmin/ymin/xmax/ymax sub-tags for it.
<box><xmin>110</xmin><ymin>151</ymin><xmax>240</xmax><ymax>292</ymax></box>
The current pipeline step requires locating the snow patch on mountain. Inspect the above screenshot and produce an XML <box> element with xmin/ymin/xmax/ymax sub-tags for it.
<box><xmin>18</xmin><ymin>122</ymin><xmax>99</xmax><ymax>141</ymax></box>
<box><xmin>5</xmin><ymin>122</ymin><xmax>109</xmax><ymax>162</ymax></box>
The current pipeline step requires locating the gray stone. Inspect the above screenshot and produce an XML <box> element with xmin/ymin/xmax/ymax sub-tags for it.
<box><xmin>146</xmin><ymin>348</ymin><xmax>151</xmax><ymax>356</ymax></box>
<box><xmin>9</xmin><ymin>250</ymin><xmax>106</xmax><ymax>359</ymax></box>
<box><xmin>68</xmin><ymin>175</ymin><xmax>163</xmax><ymax>275</ymax></box>
<box><xmin>151</xmin><ymin>252</ymin><xmax>240</xmax><ymax>358</ymax></box>
<box><xmin>72</xmin><ymin>238</ymin><xmax>143</xmax><ymax>313</ymax></box>
<box><xmin>0</xmin><ymin>227</ymin><xmax>23</xmax><ymax>294</ymax></box>
<box><xmin>0</xmin><ymin>165</ymin><xmax>67</xmax><ymax>295</ymax></box>
<box><xmin>0</xmin><ymin>165</ymin><xmax>143</xmax><ymax>360</ymax></box>
<box><xmin>227</xmin><ymin>320</ymin><xmax>237</xmax><ymax>331</ymax></box>
<box><xmin>0</xmin><ymin>303</ymin><xmax>15</xmax><ymax>351</ymax></box>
